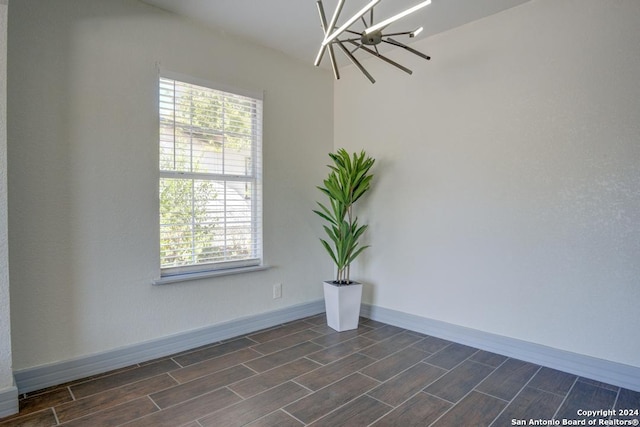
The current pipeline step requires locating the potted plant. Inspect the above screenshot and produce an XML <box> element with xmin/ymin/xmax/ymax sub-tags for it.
<box><xmin>314</xmin><ymin>149</ymin><xmax>375</xmax><ymax>331</ymax></box>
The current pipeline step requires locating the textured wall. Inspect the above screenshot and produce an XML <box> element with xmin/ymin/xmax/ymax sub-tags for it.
<box><xmin>334</xmin><ymin>0</ymin><xmax>640</xmax><ymax>367</ymax></box>
<box><xmin>0</xmin><ymin>0</ymin><xmax>13</xmax><ymax>391</ymax></box>
<box><xmin>8</xmin><ymin>0</ymin><xmax>333</xmax><ymax>370</ymax></box>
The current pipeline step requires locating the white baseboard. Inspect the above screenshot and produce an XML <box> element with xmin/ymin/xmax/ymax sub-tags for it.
<box><xmin>0</xmin><ymin>380</ymin><xmax>18</xmax><ymax>418</ymax></box>
<box><xmin>14</xmin><ymin>300</ymin><xmax>325</xmax><ymax>394</ymax></box>
<box><xmin>361</xmin><ymin>304</ymin><xmax>640</xmax><ymax>392</ymax></box>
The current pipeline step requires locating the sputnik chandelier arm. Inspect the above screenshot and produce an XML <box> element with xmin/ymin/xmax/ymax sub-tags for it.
<box><xmin>322</xmin><ymin>0</ymin><xmax>380</xmax><ymax>46</ymax></box>
<box><xmin>315</xmin><ymin>0</ymin><xmax>341</xmax><ymax>79</ymax></box>
<box><xmin>364</xmin><ymin>0</ymin><xmax>431</xmax><ymax>34</ymax></box>
<box><xmin>315</xmin><ymin>0</ymin><xmax>432</xmax><ymax>83</ymax></box>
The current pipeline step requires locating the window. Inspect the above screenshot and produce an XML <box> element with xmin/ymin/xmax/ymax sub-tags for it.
<box><xmin>158</xmin><ymin>74</ymin><xmax>263</xmax><ymax>279</ymax></box>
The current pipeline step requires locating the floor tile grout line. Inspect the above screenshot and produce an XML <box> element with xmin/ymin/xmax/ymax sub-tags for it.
<box><xmin>421</xmin><ymin>359</ymin><xmax>453</xmax><ymax>371</ymax></box>
<box><xmin>482</xmin><ymin>352</ymin><xmax>516</xmax><ymax>372</ymax></box>
<box><xmin>560</xmin><ymin>377</ymin><xmax>623</xmax><ymax>415</ymax></box>
<box><xmin>249</xmin><ymin>408</ymin><xmax>293</xmax><ymax>426</ymax></box>
<box><xmin>161</xmin><ymin>367</ymin><xmax>260</xmax><ymax>405</ymax></box>
<box><xmin>552</xmin><ymin>375</ymin><xmax>580</xmax><ymax>419</ymax></box>
<box><xmin>51</xmin><ymin>406</ymin><xmax>61</xmax><ymax>426</ymax></box>
<box><xmin>474</xmin><ymin>388</ymin><xmax>511</xmax><ymax>402</ymax></box>
<box><xmin>247</xmin><ymin>320</ymin><xmax>321</xmax><ymax>344</ymax></box>
<box><xmin>309</xmin><ymin>332</ymin><xmax>378</xmax><ymax>356</ymax></box>
<box><xmin>153</xmin><ymin>384</ymin><xmax>239</xmax><ymax>412</ymax></box>
<box><xmin>611</xmin><ymin>387</ymin><xmax>622</xmax><ymax>419</ymax></box>
<box><xmin>520</xmin><ymin>367</ymin><xmax>578</xmax><ymax>398</ymax></box>
<box><xmin>370</xmin><ymin>334</ymin><xmax>431</xmax><ymax>360</ymax></box>
<box><xmin>487</xmin><ymin>364</ymin><xmax>543</xmax><ymax>427</ymax></box>
<box><xmin>148</xmin><ymin>392</ymin><xmax>162</xmax><ymax>412</ymax></box>
<box><xmin>360</xmin><ymin>328</ymin><xmax>407</xmax><ymax>344</ymax></box>
<box><xmin>357</xmin><ymin>369</ymin><xmax>387</xmax><ymax>385</ymax></box>
<box><xmin>472</xmin><ymin>356</ymin><xmax>514</xmax><ymax>390</ymax></box>
<box><xmin>360</xmin><ymin>330</ymin><xmax>426</xmax><ymax>353</ymax></box>
<box><xmin>295</xmin><ymin>380</ymin><xmax>385</xmax><ymax>426</ymax></box>
<box><xmin>64</xmin><ymin>358</ymin><xmax>182</xmax><ymax>400</ymax></box>
<box><xmin>53</xmin><ymin>371</ymin><xmax>180</xmax><ymax>424</ymax></box>
<box><xmin>247</xmin><ymin>322</ymin><xmax>289</xmax><ymax>337</ymax></box>
<box><xmin>422</xmin><ymin>341</ymin><xmax>453</xmax><ymax>359</ymax></box>
<box><xmin>225</xmin><ymin>384</ymin><xmax>246</xmax><ymax>401</ymax></box>
<box><xmin>170</xmin><ymin>346</ymin><xmax>265</xmax><ymax>384</ymax></box>
<box><xmin>470</xmin><ymin>359</ymin><xmax>503</xmax><ymax>369</ymax></box>
<box><xmin>245</xmin><ymin>335</ymin><xmax>261</xmax><ymax>345</ymax></box>
<box><xmin>59</xmin><ymin>394</ymin><xmax>159</xmax><ymax>427</ymax></box>
<box><xmin>472</xmin><ymin>388</ymin><xmax>522</xmax><ymax>427</ymax></box>
<box><xmin>173</xmin><ymin>337</ymin><xmax>261</xmax><ymax>364</ymax></box>
<box><xmin>291</xmin><ymin>378</ymin><xmax>315</xmax><ymax>394</ymax></box>
<box><xmin>165</xmin><ymin>342</ymin><xmax>222</xmax><ymax>360</ymax></box>
<box><xmin>421</xmin><ymin>347</ymin><xmax>481</xmax><ymax>374</ymax></box>
<box><xmin>280</xmin><ymin>350</ymin><xmax>373</xmax><ymax>386</ymax></box>
<box><xmin>423</xmin><ymin>388</ymin><xmax>459</xmax><ymax>406</ymax></box>
<box><xmin>0</xmin><ymin>408</ymin><xmax>47</xmax><ymax>426</ymax></box>
<box><xmin>69</xmin><ymin>368</ymin><xmax>181</xmax><ymax>401</ymax></box>
<box><xmin>283</xmin><ymin>359</ymin><xmax>325</xmax><ymax>383</ymax></box>
<box><xmin>429</xmin><ymin>363</ymin><xmax>521</xmax><ymax>427</ymax></box>
<box><xmin>22</xmin><ymin>365</ymin><xmax>140</xmax><ymax>400</ymax></box>
<box><xmin>363</xmin><ymin>358</ymin><xmax>445</xmax><ymax>401</ymax></box>
<box><xmin>426</xmin><ymin>388</ymin><xmax>462</xmax><ymax>426</ymax></box>
<box><xmin>352</xmin><ymin>341</ymin><xmax>430</xmax><ymax>375</ymax></box>
<box><xmin>249</xmin><ymin>328</ymin><xmax>330</xmax><ymax>355</ymax></box>
<box><xmin>15</xmin><ymin>389</ymin><xmax>82</xmax><ymax>424</ymax></box>
<box><xmin>364</xmin><ymin>398</ymin><xmax>396</xmax><ymax>427</ymax></box>
<box><xmin>226</xmin><ymin>379</ymin><xmax>315</xmax><ymax>425</ymax></box>
<box><xmin>576</xmin><ymin>376</ymin><xmax>621</xmax><ymax>391</ymax></box>
<box><xmin>183</xmin><ymin>385</ymin><xmax>256</xmax><ymax>427</ymax></box>
<box><xmin>269</xmin><ymin>352</ymin><xmax>379</xmax><ymax>395</ymax></box>
<box><xmin>167</xmin><ymin>371</ymin><xmax>180</xmax><ymax>385</ymax></box>
<box><xmin>171</xmin><ymin>356</ymin><xmax>185</xmax><ymax>368</ymax></box>
<box><xmin>240</xmin><ymin>362</ymin><xmax>261</xmax><ymax>375</ymax></box>
<box><xmin>365</xmin><ymin>391</ymin><xmax>398</xmax><ymax>408</ymax></box>
<box><xmin>296</xmin><ymin>366</ymin><xmax>383</xmax><ymax>396</ymax></box>
<box><xmin>67</xmin><ymin>385</ymin><xmax>76</xmax><ymax>401</ymax></box>
<box><xmin>427</xmin><ymin>387</ymin><xmax>507</xmax><ymax>427</ymax></box>
<box><xmin>210</xmin><ymin>370</ymin><xmax>262</xmax><ymax>399</ymax></box>
<box><xmin>527</xmin><ymin>384</ymin><xmax>574</xmax><ymax>399</ymax></box>
<box><xmin>301</xmin><ymin>355</ymin><xmax>325</xmax><ymax>368</ymax></box>
<box><xmin>280</xmin><ymin>407</ymin><xmax>307</xmax><ymax>426</ymax></box>
<box><xmin>364</xmin><ymin>390</ymin><xmax>408</xmax><ymax>426</ymax></box>
<box><xmin>226</xmin><ymin>379</ymin><xmax>309</xmax><ymax>410</ymax></box>
<box><xmin>386</xmin><ymin>363</ymin><xmax>452</xmax><ymax>408</ymax></box>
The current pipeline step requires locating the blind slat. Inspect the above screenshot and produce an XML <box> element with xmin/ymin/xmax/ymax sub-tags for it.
<box><xmin>159</xmin><ymin>76</ymin><xmax>263</xmax><ymax>275</ymax></box>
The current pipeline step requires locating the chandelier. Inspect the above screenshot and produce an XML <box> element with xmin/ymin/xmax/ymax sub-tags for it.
<box><xmin>314</xmin><ymin>0</ymin><xmax>432</xmax><ymax>83</ymax></box>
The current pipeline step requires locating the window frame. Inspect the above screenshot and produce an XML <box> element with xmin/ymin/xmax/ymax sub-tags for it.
<box><xmin>155</xmin><ymin>71</ymin><xmax>265</xmax><ymax>284</ymax></box>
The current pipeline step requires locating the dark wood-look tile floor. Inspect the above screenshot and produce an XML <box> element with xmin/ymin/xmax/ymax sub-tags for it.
<box><xmin>2</xmin><ymin>315</ymin><xmax>639</xmax><ymax>426</ymax></box>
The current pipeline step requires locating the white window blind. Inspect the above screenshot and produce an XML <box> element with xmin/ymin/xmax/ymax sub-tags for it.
<box><xmin>159</xmin><ymin>75</ymin><xmax>263</xmax><ymax>277</ymax></box>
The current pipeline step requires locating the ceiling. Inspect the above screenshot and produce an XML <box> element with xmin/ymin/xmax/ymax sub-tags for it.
<box><xmin>141</xmin><ymin>0</ymin><xmax>531</xmax><ymax>68</ymax></box>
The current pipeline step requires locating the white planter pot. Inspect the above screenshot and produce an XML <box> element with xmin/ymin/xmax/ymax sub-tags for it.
<box><xmin>323</xmin><ymin>281</ymin><xmax>363</xmax><ymax>332</ymax></box>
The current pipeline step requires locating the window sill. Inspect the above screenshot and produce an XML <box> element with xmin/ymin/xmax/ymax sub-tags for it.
<box><xmin>153</xmin><ymin>265</ymin><xmax>272</xmax><ymax>285</ymax></box>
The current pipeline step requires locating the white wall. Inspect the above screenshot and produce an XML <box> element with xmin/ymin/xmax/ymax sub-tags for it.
<box><xmin>335</xmin><ymin>0</ymin><xmax>640</xmax><ymax>368</ymax></box>
<box><xmin>0</xmin><ymin>0</ymin><xmax>12</xmax><ymax>391</ymax></box>
<box><xmin>8</xmin><ymin>0</ymin><xmax>333</xmax><ymax>370</ymax></box>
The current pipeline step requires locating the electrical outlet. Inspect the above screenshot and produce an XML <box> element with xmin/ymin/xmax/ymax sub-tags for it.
<box><xmin>273</xmin><ymin>283</ymin><xmax>282</xmax><ymax>299</ymax></box>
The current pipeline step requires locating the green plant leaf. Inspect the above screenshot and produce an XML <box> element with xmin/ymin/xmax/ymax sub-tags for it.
<box><xmin>314</xmin><ymin>148</ymin><xmax>375</xmax><ymax>283</ymax></box>
<box><xmin>314</xmin><ymin>202</ymin><xmax>338</xmax><ymax>225</ymax></box>
<box><xmin>320</xmin><ymin>239</ymin><xmax>339</xmax><ymax>266</ymax></box>
<box><xmin>347</xmin><ymin>244</ymin><xmax>370</xmax><ymax>265</ymax></box>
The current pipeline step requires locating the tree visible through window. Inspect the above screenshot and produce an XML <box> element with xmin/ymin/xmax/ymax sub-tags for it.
<box><xmin>159</xmin><ymin>75</ymin><xmax>263</xmax><ymax>277</ymax></box>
